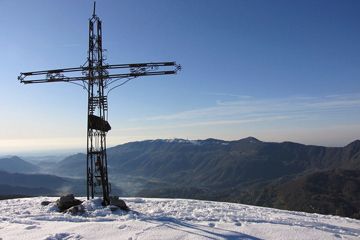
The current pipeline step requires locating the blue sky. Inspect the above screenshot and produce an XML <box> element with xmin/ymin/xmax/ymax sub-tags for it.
<box><xmin>1</xmin><ymin>0</ymin><xmax>359</xmax><ymax>155</ymax></box>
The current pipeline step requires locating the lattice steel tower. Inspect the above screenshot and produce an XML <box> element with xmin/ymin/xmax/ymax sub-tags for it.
<box><xmin>18</xmin><ymin>2</ymin><xmax>181</xmax><ymax>205</ymax></box>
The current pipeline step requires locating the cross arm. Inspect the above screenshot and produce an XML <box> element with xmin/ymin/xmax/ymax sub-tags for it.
<box><xmin>108</xmin><ymin>69</ymin><xmax>180</xmax><ymax>79</ymax></box>
<box><xmin>105</xmin><ymin>61</ymin><xmax>178</xmax><ymax>70</ymax></box>
<box><xmin>19</xmin><ymin>70</ymin><xmax>180</xmax><ymax>84</ymax></box>
<box><xmin>18</xmin><ymin>66</ymin><xmax>84</xmax><ymax>83</ymax></box>
<box><xmin>18</xmin><ymin>61</ymin><xmax>181</xmax><ymax>84</ymax></box>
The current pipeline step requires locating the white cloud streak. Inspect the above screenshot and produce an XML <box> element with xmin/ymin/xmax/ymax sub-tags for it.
<box><xmin>187</xmin><ymin>91</ymin><xmax>251</xmax><ymax>99</ymax></box>
<box><xmin>144</xmin><ymin>93</ymin><xmax>360</xmax><ymax>123</ymax></box>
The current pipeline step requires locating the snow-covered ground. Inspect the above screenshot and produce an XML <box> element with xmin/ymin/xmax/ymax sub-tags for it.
<box><xmin>0</xmin><ymin>197</ymin><xmax>359</xmax><ymax>240</ymax></box>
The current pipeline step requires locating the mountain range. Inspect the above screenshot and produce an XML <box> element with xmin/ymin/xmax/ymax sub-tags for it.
<box><xmin>1</xmin><ymin>137</ymin><xmax>359</xmax><ymax>219</ymax></box>
<box><xmin>0</xmin><ymin>169</ymin><xmax>87</xmax><ymax>197</ymax></box>
<box><xmin>0</xmin><ymin>156</ymin><xmax>41</xmax><ymax>173</ymax></box>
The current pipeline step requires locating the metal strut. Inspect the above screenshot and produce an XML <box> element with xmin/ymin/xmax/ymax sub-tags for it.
<box><xmin>18</xmin><ymin>3</ymin><xmax>181</xmax><ymax>206</ymax></box>
<box><xmin>86</xmin><ymin>11</ymin><xmax>110</xmax><ymax>205</ymax></box>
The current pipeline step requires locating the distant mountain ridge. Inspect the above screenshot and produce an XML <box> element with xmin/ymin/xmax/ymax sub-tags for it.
<box><xmin>106</xmin><ymin>137</ymin><xmax>360</xmax><ymax>188</ymax></box>
<box><xmin>1</xmin><ymin>137</ymin><xmax>360</xmax><ymax>219</ymax></box>
<box><xmin>51</xmin><ymin>153</ymin><xmax>86</xmax><ymax>177</ymax></box>
<box><xmin>0</xmin><ymin>183</ymin><xmax>54</xmax><ymax>196</ymax></box>
<box><xmin>0</xmin><ymin>170</ymin><xmax>87</xmax><ymax>197</ymax></box>
<box><xmin>106</xmin><ymin>137</ymin><xmax>360</xmax><ymax>218</ymax></box>
<box><xmin>0</xmin><ymin>156</ymin><xmax>41</xmax><ymax>173</ymax></box>
<box><xmin>46</xmin><ymin>137</ymin><xmax>360</xmax><ymax>190</ymax></box>
<box><xmin>0</xmin><ymin>170</ymin><xmax>72</xmax><ymax>189</ymax></box>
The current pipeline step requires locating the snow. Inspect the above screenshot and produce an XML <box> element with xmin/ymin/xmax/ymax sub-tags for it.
<box><xmin>151</xmin><ymin>138</ymin><xmax>199</xmax><ymax>144</ymax></box>
<box><xmin>150</xmin><ymin>138</ymin><xmax>228</xmax><ymax>146</ymax></box>
<box><xmin>0</xmin><ymin>197</ymin><xmax>359</xmax><ymax>240</ymax></box>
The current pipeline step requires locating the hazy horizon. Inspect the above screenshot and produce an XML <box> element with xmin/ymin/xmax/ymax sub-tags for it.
<box><xmin>1</xmin><ymin>136</ymin><xmax>359</xmax><ymax>157</ymax></box>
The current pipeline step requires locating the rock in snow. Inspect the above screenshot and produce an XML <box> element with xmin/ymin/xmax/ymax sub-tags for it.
<box><xmin>63</xmin><ymin>204</ymin><xmax>86</xmax><ymax>215</ymax></box>
<box><xmin>56</xmin><ymin>194</ymin><xmax>83</xmax><ymax>212</ymax></box>
<box><xmin>109</xmin><ymin>196</ymin><xmax>129</xmax><ymax>211</ymax></box>
<box><xmin>0</xmin><ymin>197</ymin><xmax>359</xmax><ymax>239</ymax></box>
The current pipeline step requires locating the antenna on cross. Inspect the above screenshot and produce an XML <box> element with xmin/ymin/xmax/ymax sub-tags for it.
<box><xmin>93</xmin><ymin>1</ymin><xmax>96</xmax><ymax>17</ymax></box>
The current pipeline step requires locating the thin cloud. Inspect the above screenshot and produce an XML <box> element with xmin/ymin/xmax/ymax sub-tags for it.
<box><xmin>118</xmin><ymin>114</ymin><xmax>299</xmax><ymax>132</ymax></box>
<box><xmin>186</xmin><ymin>91</ymin><xmax>250</xmax><ymax>99</ymax></box>
<box><xmin>144</xmin><ymin>93</ymin><xmax>360</xmax><ymax>122</ymax></box>
<box><xmin>179</xmin><ymin>115</ymin><xmax>295</xmax><ymax>127</ymax></box>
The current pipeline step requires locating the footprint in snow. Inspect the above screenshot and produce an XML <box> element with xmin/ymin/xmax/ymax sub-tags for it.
<box><xmin>118</xmin><ymin>224</ymin><xmax>127</xmax><ymax>230</ymax></box>
<box><xmin>44</xmin><ymin>233</ymin><xmax>82</xmax><ymax>240</ymax></box>
<box><xmin>208</xmin><ymin>223</ymin><xmax>215</xmax><ymax>228</ymax></box>
<box><xmin>25</xmin><ymin>225</ymin><xmax>38</xmax><ymax>230</ymax></box>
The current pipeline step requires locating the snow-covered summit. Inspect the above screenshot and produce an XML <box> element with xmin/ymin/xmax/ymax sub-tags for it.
<box><xmin>146</xmin><ymin>138</ymin><xmax>230</xmax><ymax>146</ymax></box>
<box><xmin>0</xmin><ymin>197</ymin><xmax>359</xmax><ymax>240</ymax></box>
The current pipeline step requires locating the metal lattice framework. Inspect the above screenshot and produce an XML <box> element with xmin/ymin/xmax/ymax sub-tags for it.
<box><xmin>18</xmin><ymin>2</ymin><xmax>181</xmax><ymax>205</ymax></box>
